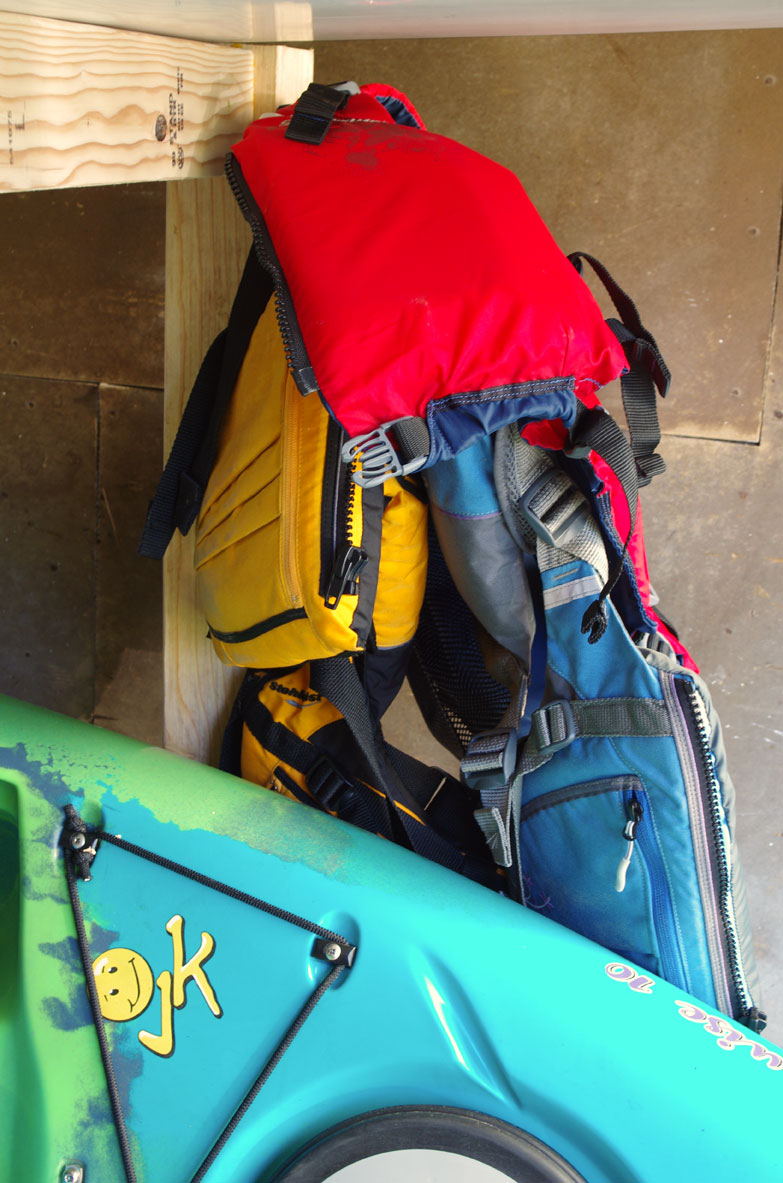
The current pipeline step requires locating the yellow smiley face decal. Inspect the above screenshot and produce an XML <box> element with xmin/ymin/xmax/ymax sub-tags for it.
<box><xmin>92</xmin><ymin>948</ymin><xmax>155</xmax><ymax>1022</ymax></box>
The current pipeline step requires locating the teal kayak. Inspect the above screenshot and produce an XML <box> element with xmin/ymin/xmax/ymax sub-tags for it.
<box><xmin>1</xmin><ymin>693</ymin><xmax>780</xmax><ymax>1183</ymax></box>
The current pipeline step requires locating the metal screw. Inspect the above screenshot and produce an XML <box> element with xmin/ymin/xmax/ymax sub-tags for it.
<box><xmin>70</xmin><ymin>833</ymin><xmax>86</xmax><ymax>850</ymax></box>
<box><xmin>323</xmin><ymin>942</ymin><xmax>342</xmax><ymax>962</ymax></box>
<box><xmin>62</xmin><ymin>1166</ymin><xmax>84</xmax><ymax>1183</ymax></box>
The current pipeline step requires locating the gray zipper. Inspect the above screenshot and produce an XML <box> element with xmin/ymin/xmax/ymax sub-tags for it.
<box><xmin>660</xmin><ymin>670</ymin><xmax>744</xmax><ymax>1019</ymax></box>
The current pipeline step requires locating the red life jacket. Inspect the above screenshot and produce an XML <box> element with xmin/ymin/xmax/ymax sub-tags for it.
<box><xmin>228</xmin><ymin>83</ymin><xmax>625</xmax><ymax>462</ymax></box>
<box><xmin>227</xmin><ymin>81</ymin><xmax>685</xmax><ymax>663</ymax></box>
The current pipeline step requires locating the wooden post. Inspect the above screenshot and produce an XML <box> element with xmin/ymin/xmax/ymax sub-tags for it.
<box><xmin>162</xmin><ymin>46</ymin><xmax>314</xmax><ymax>762</ymax></box>
<box><xmin>0</xmin><ymin>11</ymin><xmax>255</xmax><ymax>191</ymax></box>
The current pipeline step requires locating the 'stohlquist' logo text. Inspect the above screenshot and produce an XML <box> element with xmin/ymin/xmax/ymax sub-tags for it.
<box><xmin>269</xmin><ymin>680</ymin><xmax>321</xmax><ymax>704</ymax></box>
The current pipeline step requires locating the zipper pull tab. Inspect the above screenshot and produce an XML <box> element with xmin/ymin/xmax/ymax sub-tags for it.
<box><xmin>615</xmin><ymin>797</ymin><xmax>643</xmax><ymax>893</ymax></box>
<box><xmin>324</xmin><ymin>543</ymin><xmax>368</xmax><ymax>609</ymax></box>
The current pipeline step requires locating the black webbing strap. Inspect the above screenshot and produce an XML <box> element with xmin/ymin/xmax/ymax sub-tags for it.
<box><xmin>609</xmin><ymin>320</ymin><xmax>667</xmax><ymax>486</ymax></box>
<box><xmin>390</xmin><ymin>417</ymin><xmax>431</xmax><ymax>466</ymax></box>
<box><xmin>240</xmin><ymin>673</ymin><xmax>497</xmax><ymax>886</ymax></box>
<box><xmin>309</xmin><ymin>656</ymin><xmax>467</xmax><ymax>874</ymax></box>
<box><xmin>568</xmin><ymin>403</ymin><xmax>641</xmax><ymax>643</ymax></box>
<box><xmin>240</xmin><ymin>688</ymin><xmax>397</xmax><ymax>837</ymax></box>
<box><xmin>569</xmin><ymin>251</ymin><xmax>670</xmax><ymax>488</ymax></box>
<box><xmin>285</xmin><ymin>83</ymin><xmax>350</xmax><ymax>145</ymax></box>
<box><xmin>138</xmin><ymin>250</ymin><xmax>273</xmax><ymax>559</ymax></box>
<box><xmin>382</xmin><ymin>744</ymin><xmax>492</xmax><ymax>866</ymax></box>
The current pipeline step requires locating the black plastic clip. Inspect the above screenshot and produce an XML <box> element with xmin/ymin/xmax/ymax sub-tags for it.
<box><xmin>61</xmin><ymin>804</ymin><xmax>99</xmax><ymax>881</ymax></box>
<box><xmin>307</xmin><ymin>755</ymin><xmax>358</xmax><ymax>814</ymax></box>
<box><xmin>285</xmin><ymin>83</ymin><xmax>350</xmax><ymax>145</ymax></box>
<box><xmin>311</xmin><ymin>937</ymin><xmax>357</xmax><ymax>969</ymax></box>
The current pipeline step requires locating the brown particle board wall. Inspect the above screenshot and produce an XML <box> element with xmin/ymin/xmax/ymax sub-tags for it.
<box><xmin>0</xmin><ymin>183</ymin><xmax>166</xmax><ymax>742</ymax></box>
<box><xmin>313</xmin><ymin>30</ymin><xmax>782</xmax><ymax>443</ymax></box>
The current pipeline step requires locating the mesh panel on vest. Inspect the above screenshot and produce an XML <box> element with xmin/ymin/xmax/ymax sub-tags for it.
<box><xmin>408</xmin><ymin>523</ymin><xmax>510</xmax><ymax>758</ymax></box>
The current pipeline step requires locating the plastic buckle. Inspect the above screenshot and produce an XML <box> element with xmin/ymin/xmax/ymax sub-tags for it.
<box><xmin>462</xmin><ymin>728</ymin><xmax>518</xmax><ymax>794</ymax></box>
<box><xmin>532</xmin><ymin>700</ymin><xmax>577</xmax><ymax>755</ymax></box>
<box><xmin>518</xmin><ymin>472</ymin><xmax>587</xmax><ymax>549</ymax></box>
<box><xmin>307</xmin><ymin>756</ymin><xmax>357</xmax><ymax>813</ymax></box>
<box><xmin>342</xmin><ymin>420</ymin><xmax>428</xmax><ymax>489</ymax></box>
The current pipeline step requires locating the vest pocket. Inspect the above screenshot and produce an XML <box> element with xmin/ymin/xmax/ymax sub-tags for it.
<box><xmin>518</xmin><ymin>775</ymin><xmax>686</xmax><ymax>984</ymax></box>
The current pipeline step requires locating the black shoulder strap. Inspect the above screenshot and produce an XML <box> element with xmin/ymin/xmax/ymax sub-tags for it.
<box><xmin>308</xmin><ymin>656</ymin><xmax>505</xmax><ymax>881</ymax></box>
<box><xmin>308</xmin><ymin>657</ymin><xmax>459</xmax><ymax>864</ymax></box>
<box><xmin>235</xmin><ymin>664</ymin><xmax>498</xmax><ymax>888</ymax></box>
<box><xmin>138</xmin><ymin>249</ymin><xmax>273</xmax><ymax>559</ymax></box>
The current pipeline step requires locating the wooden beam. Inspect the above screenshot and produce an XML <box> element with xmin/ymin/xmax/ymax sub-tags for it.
<box><xmin>0</xmin><ymin>11</ymin><xmax>254</xmax><ymax>192</ymax></box>
<box><xmin>250</xmin><ymin>44</ymin><xmax>315</xmax><ymax>116</ymax></box>
<box><xmin>162</xmin><ymin>46</ymin><xmax>313</xmax><ymax>762</ymax></box>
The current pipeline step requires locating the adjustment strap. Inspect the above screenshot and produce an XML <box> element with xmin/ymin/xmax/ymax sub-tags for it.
<box><xmin>137</xmin><ymin>331</ymin><xmax>225</xmax><ymax>559</ymax></box>
<box><xmin>609</xmin><ymin>319</ymin><xmax>667</xmax><ymax>486</ymax></box>
<box><xmin>285</xmin><ymin>83</ymin><xmax>351</xmax><ymax>144</ymax></box>
<box><xmin>569</xmin><ymin>251</ymin><xmax>670</xmax><ymax>396</ymax></box>
<box><xmin>473</xmin><ymin>799</ymin><xmax>515</xmax><ymax>869</ymax></box>
<box><xmin>474</xmin><ymin>697</ymin><xmax>674</xmax><ymax>870</ymax></box>
<box><xmin>462</xmin><ymin>721</ymin><xmax>523</xmax><ymax>873</ymax></box>
<box><xmin>240</xmin><ymin>685</ymin><xmax>395</xmax><ymax>835</ymax></box>
<box><xmin>567</xmin><ymin>403</ymin><xmax>641</xmax><ymax>642</ymax></box>
<box><xmin>469</xmin><ymin>761</ymin><xmax>525</xmax><ymax>891</ymax></box>
<box><xmin>497</xmin><ymin>429</ymin><xmax>606</xmax><ymax>578</ymax></box>
<box><xmin>569</xmin><ymin>251</ymin><xmax>669</xmax><ymax>488</ymax></box>
<box><xmin>526</xmin><ymin>697</ymin><xmax>672</xmax><ymax>764</ymax></box>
